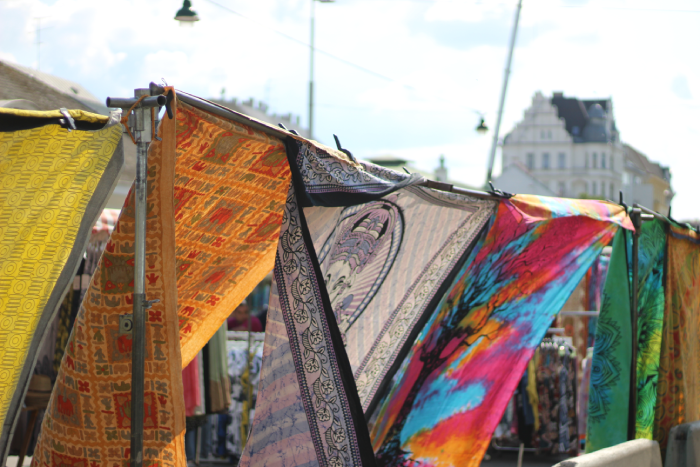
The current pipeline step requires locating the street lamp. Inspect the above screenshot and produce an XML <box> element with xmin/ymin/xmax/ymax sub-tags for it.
<box><xmin>175</xmin><ymin>0</ymin><xmax>200</xmax><ymax>26</ymax></box>
<box><xmin>476</xmin><ymin>118</ymin><xmax>488</xmax><ymax>135</ymax></box>
<box><xmin>309</xmin><ymin>0</ymin><xmax>334</xmax><ymax>139</ymax></box>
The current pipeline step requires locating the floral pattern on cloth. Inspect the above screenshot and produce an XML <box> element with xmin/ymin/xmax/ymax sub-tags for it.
<box><xmin>653</xmin><ymin>226</ymin><xmax>700</xmax><ymax>454</ymax></box>
<box><xmin>371</xmin><ymin>195</ymin><xmax>628</xmax><ymax>467</ymax></box>
<box><xmin>173</xmin><ymin>102</ymin><xmax>291</xmax><ymax>366</ymax></box>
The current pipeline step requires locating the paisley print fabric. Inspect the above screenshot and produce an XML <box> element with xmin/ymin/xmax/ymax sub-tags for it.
<box><xmin>371</xmin><ymin>195</ymin><xmax>627</xmax><ymax>467</ymax></box>
<box><xmin>0</xmin><ymin>109</ymin><xmax>123</xmax><ymax>462</ymax></box>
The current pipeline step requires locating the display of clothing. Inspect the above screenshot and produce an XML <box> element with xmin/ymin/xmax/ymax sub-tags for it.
<box><xmin>578</xmin><ymin>347</ymin><xmax>593</xmax><ymax>452</ymax></box>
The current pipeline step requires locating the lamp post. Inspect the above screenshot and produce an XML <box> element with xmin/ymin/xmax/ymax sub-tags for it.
<box><xmin>484</xmin><ymin>0</ymin><xmax>522</xmax><ymax>186</ymax></box>
<box><xmin>309</xmin><ymin>0</ymin><xmax>334</xmax><ymax>139</ymax></box>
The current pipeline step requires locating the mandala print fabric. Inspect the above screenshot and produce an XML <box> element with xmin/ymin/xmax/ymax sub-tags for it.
<box><xmin>31</xmin><ymin>100</ymin><xmax>185</xmax><ymax>467</ymax></box>
<box><xmin>371</xmin><ymin>195</ymin><xmax>628</xmax><ymax>467</ymax></box>
<box><xmin>304</xmin><ymin>186</ymin><xmax>496</xmax><ymax>412</ymax></box>
<box><xmin>585</xmin><ymin>230</ymin><xmax>631</xmax><ymax>453</ymax></box>
<box><xmin>0</xmin><ymin>109</ymin><xmax>123</xmax><ymax>461</ymax></box>
<box><xmin>654</xmin><ymin>226</ymin><xmax>700</xmax><ymax>453</ymax></box>
<box><xmin>633</xmin><ymin>219</ymin><xmax>666</xmax><ymax>440</ymax></box>
<box><xmin>173</xmin><ymin>102</ymin><xmax>290</xmax><ymax>366</ymax></box>
<box><xmin>586</xmin><ymin>219</ymin><xmax>667</xmax><ymax>451</ymax></box>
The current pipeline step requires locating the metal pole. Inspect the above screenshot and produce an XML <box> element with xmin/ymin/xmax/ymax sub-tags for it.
<box><xmin>130</xmin><ymin>87</ymin><xmax>152</xmax><ymax>467</ymax></box>
<box><xmin>628</xmin><ymin>208</ymin><xmax>641</xmax><ymax>441</ymax></box>
<box><xmin>309</xmin><ymin>0</ymin><xmax>315</xmax><ymax>139</ymax></box>
<box><xmin>485</xmin><ymin>0</ymin><xmax>522</xmax><ymax>186</ymax></box>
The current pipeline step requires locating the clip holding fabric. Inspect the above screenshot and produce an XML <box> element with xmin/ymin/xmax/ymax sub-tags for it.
<box><xmin>58</xmin><ymin>108</ymin><xmax>76</xmax><ymax>131</ymax></box>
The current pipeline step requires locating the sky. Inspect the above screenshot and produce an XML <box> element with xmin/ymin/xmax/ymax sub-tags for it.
<box><xmin>1</xmin><ymin>0</ymin><xmax>698</xmax><ymax>219</ymax></box>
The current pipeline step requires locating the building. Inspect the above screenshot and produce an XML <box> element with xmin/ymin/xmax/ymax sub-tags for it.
<box><xmin>493</xmin><ymin>162</ymin><xmax>556</xmax><ymax>197</ymax></box>
<box><xmin>498</xmin><ymin>91</ymin><xmax>673</xmax><ymax>213</ymax></box>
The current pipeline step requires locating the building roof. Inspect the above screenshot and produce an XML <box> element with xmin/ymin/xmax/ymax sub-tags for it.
<box><xmin>550</xmin><ymin>92</ymin><xmax>616</xmax><ymax>143</ymax></box>
<box><xmin>492</xmin><ymin>161</ymin><xmax>557</xmax><ymax>197</ymax></box>
<box><xmin>0</xmin><ymin>60</ymin><xmax>108</xmax><ymax>114</ymax></box>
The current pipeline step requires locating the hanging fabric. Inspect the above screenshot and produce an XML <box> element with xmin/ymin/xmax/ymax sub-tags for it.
<box><xmin>32</xmin><ymin>94</ymin><xmax>186</xmax><ymax>467</ymax></box>
<box><xmin>633</xmin><ymin>219</ymin><xmax>666</xmax><ymax>440</ymax></box>
<box><xmin>0</xmin><ymin>107</ymin><xmax>124</xmax><ymax>462</ymax></box>
<box><xmin>370</xmin><ymin>195</ymin><xmax>630</xmax><ymax>467</ymax></box>
<box><xmin>34</xmin><ymin>91</ymin><xmax>298</xmax><ymax>467</ymax></box>
<box><xmin>238</xmin><ymin>137</ymin><xmax>495</xmax><ymax>467</ymax></box>
<box><xmin>653</xmin><ymin>226</ymin><xmax>700</xmax><ymax>454</ymax></box>
<box><xmin>205</xmin><ymin>324</ymin><xmax>231</xmax><ymax>414</ymax></box>
<box><xmin>586</xmin><ymin>218</ymin><xmax>667</xmax><ymax>451</ymax></box>
<box><xmin>586</xmin><ymin>229</ymin><xmax>631</xmax><ymax>452</ymax></box>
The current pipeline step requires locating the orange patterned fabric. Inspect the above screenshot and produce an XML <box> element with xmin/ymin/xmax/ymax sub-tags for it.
<box><xmin>173</xmin><ymin>101</ymin><xmax>290</xmax><ymax>366</ymax></box>
<box><xmin>33</xmin><ymin>92</ymin><xmax>185</xmax><ymax>467</ymax></box>
<box><xmin>33</xmin><ymin>96</ymin><xmax>292</xmax><ymax>467</ymax></box>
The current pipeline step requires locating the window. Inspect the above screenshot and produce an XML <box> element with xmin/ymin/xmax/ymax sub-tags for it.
<box><xmin>585</xmin><ymin>154</ymin><xmax>589</xmax><ymax>168</ymax></box>
<box><xmin>542</xmin><ymin>153</ymin><xmax>550</xmax><ymax>169</ymax></box>
<box><xmin>610</xmin><ymin>155</ymin><xmax>614</xmax><ymax>170</ymax></box>
<box><xmin>601</xmin><ymin>152</ymin><xmax>606</xmax><ymax>169</ymax></box>
<box><xmin>558</xmin><ymin>153</ymin><xmax>566</xmax><ymax>169</ymax></box>
<box><xmin>540</xmin><ymin>130</ymin><xmax>545</xmax><ymax>139</ymax></box>
<box><xmin>558</xmin><ymin>181</ymin><xmax>566</xmax><ymax>196</ymax></box>
<box><xmin>547</xmin><ymin>130</ymin><xmax>552</xmax><ymax>139</ymax></box>
<box><xmin>592</xmin><ymin>181</ymin><xmax>597</xmax><ymax>195</ymax></box>
<box><xmin>610</xmin><ymin>183</ymin><xmax>614</xmax><ymax>197</ymax></box>
<box><xmin>600</xmin><ymin>182</ymin><xmax>605</xmax><ymax>198</ymax></box>
<box><xmin>527</xmin><ymin>153</ymin><xmax>535</xmax><ymax>170</ymax></box>
<box><xmin>592</xmin><ymin>152</ymin><xmax>598</xmax><ymax>168</ymax></box>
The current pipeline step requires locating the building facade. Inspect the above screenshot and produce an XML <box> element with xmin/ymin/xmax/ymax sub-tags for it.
<box><xmin>499</xmin><ymin>91</ymin><xmax>673</xmax><ymax>213</ymax></box>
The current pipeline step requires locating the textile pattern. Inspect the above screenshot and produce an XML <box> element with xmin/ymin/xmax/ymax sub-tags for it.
<box><xmin>586</xmin><ymin>219</ymin><xmax>667</xmax><ymax>451</ymax></box>
<box><xmin>585</xmin><ymin>230</ymin><xmax>630</xmax><ymax>452</ymax></box>
<box><xmin>653</xmin><ymin>226</ymin><xmax>700</xmax><ymax>453</ymax></box>
<box><xmin>0</xmin><ymin>111</ymin><xmax>122</xmax><ymax>462</ymax></box>
<box><xmin>32</xmin><ymin>98</ymin><xmax>185</xmax><ymax>467</ymax></box>
<box><xmin>289</xmin><ymin>140</ymin><xmax>422</xmax><ymax>207</ymax></box>
<box><xmin>173</xmin><ymin>102</ymin><xmax>291</xmax><ymax>366</ymax></box>
<box><xmin>633</xmin><ymin>219</ymin><xmax>666</xmax><ymax>440</ymax></box>
<box><xmin>240</xmin><ymin>183</ymin><xmax>374</xmax><ymax>467</ymax></box>
<box><xmin>304</xmin><ymin>186</ymin><xmax>496</xmax><ymax>412</ymax></box>
<box><xmin>371</xmin><ymin>195</ymin><xmax>624</xmax><ymax>467</ymax></box>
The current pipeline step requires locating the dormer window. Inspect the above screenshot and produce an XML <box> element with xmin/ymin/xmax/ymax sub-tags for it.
<box><xmin>572</xmin><ymin>126</ymin><xmax>580</xmax><ymax>135</ymax></box>
<box><xmin>592</xmin><ymin>152</ymin><xmax>598</xmax><ymax>168</ymax></box>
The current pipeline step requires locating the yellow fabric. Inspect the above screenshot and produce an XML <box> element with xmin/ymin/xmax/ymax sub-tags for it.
<box><xmin>527</xmin><ymin>353</ymin><xmax>540</xmax><ymax>432</ymax></box>
<box><xmin>33</xmin><ymin>94</ymin><xmax>186</xmax><ymax>467</ymax></box>
<box><xmin>172</xmin><ymin>102</ymin><xmax>291</xmax><ymax>366</ymax></box>
<box><xmin>0</xmin><ymin>108</ymin><xmax>110</xmax><ymax>123</ymax></box>
<box><xmin>0</xmin><ymin>119</ymin><xmax>121</xmax><ymax>441</ymax></box>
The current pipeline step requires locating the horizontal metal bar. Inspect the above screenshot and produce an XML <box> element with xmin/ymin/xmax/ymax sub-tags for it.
<box><xmin>175</xmin><ymin>90</ymin><xmax>293</xmax><ymax>140</ymax></box>
<box><xmin>106</xmin><ymin>95</ymin><xmax>166</xmax><ymax>109</ymax></box>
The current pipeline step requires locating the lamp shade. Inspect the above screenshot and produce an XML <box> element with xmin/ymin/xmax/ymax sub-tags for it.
<box><xmin>175</xmin><ymin>0</ymin><xmax>200</xmax><ymax>24</ymax></box>
<box><xmin>476</xmin><ymin>118</ymin><xmax>488</xmax><ymax>134</ymax></box>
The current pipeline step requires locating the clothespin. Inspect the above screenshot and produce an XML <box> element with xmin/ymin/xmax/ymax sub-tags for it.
<box><xmin>58</xmin><ymin>108</ymin><xmax>76</xmax><ymax>131</ymax></box>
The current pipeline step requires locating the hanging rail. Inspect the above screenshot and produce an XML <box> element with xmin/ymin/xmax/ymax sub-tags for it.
<box><xmin>148</xmin><ymin>84</ymin><xmax>507</xmax><ymax>202</ymax></box>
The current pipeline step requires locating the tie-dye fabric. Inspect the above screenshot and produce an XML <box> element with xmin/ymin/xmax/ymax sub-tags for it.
<box><xmin>654</xmin><ymin>226</ymin><xmax>700</xmax><ymax>454</ymax></box>
<box><xmin>370</xmin><ymin>195</ymin><xmax>628</xmax><ymax>467</ymax></box>
<box><xmin>0</xmin><ymin>109</ymin><xmax>123</xmax><ymax>463</ymax></box>
<box><xmin>586</xmin><ymin>219</ymin><xmax>667</xmax><ymax>452</ymax></box>
<box><xmin>633</xmin><ymin>220</ymin><xmax>666</xmax><ymax>440</ymax></box>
